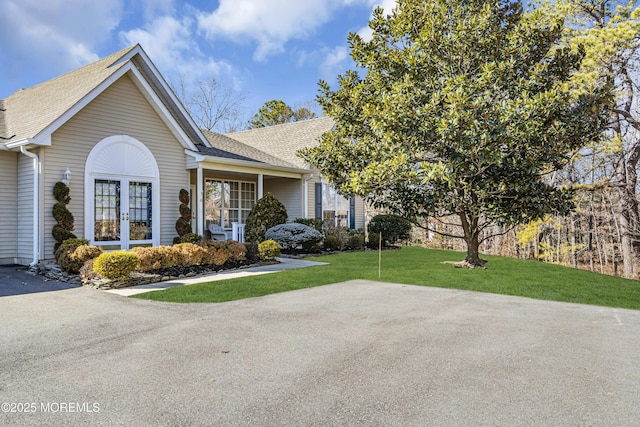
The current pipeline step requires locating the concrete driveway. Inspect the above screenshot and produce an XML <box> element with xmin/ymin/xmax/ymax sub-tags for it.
<box><xmin>1</xmin><ymin>280</ymin><xmax>639</xmax><ymax>426</ymax></box>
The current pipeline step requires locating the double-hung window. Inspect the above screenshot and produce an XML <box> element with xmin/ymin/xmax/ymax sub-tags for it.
<box><xmin>205</xmin><ymin>179</ymin><xmax>255</xmax><ymax>229</ymax></box>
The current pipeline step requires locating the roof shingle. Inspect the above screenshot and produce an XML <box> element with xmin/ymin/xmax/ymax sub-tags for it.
<box><xmin>0</xmin><ymin>45</ymin><xmax>137</xmax><ymax>144</ymax></box>
<box><xmin>225</xmin><ymin>117</ymin><xmax>334</xmax><ymax>168</ymax></box>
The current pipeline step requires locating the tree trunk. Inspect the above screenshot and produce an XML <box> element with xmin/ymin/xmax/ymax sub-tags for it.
<box><xmin>464</xmin><ymin>233</ymin><xmax>485</xmax><ymax>266</ymax></box>
<box><xmin>619</xmin><ymin>146</ymin><xmax>640</xmax><ymax>279</ymax></box>
<box><xmin>459</xmin><ymin>211</ymin><xmax>485</xmax><ymax>267</ymax></box>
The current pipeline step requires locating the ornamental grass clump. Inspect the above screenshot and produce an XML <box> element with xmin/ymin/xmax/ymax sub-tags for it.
<box><xmin>93</xmin><ymin>251</ymin><xmax>138</xmax><ymax>280</ymax></box>
<box><xmin>265</xmin><ymin>223</ymin><xmax>323</xmax><ymax>252</ymax></box>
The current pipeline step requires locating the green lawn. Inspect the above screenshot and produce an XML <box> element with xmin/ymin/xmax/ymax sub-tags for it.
<box><xmin>130</xmin><ymin>246</ymin><xmax>640</xmax><ymax>309</ymax></box>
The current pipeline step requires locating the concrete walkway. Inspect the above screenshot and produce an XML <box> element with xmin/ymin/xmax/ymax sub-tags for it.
<box><xmin>107</xmin><ymin>257</ymin><xmax>328</xmax><ymax>296</ymax></box>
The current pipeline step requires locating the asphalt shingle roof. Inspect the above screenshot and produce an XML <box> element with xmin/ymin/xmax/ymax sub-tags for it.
<box><xmin>200</xmin><ymin>129</ymin><xmax>300</xmax><ymax>168</ymax></box>
<box><xmin>225</xmin><ymin>117</ymin><xmax>335</xmax><ymax>168</ymax></box>
<box><xmin>0</xmin><ymin>45</ymin><xmax>137</xmax><ymax>144</ymax></box>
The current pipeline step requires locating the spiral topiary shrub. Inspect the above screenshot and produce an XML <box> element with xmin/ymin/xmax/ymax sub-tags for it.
<box><xmin>265</xmin><ymin>223</ymin><xmax>323</xmax><ymax>252</ymax></box>
<box><xmin>52</xmin><ymin>181</ymin><xmax>77</xmax><ymax>252</ymax></box>
<box><xmin>93</xmin><ymin>251</ymin><xmax>138</xmax><ymax>280</ymax></box>
<box><xmin>244</xmin><ymin>193</ymin><xmax>288</xmax><ymax>243</ymax></box>
<box><xmin>258</xmin><ymin>239</ymin><xmax>281</xmax><ymax>260</ymax></box>
<box><xmin>175</xmin><ymin>188</ymin><xmax>192</xmax><ymax>241</ymax></box>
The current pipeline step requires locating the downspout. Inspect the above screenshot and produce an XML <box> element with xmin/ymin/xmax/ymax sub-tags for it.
<box><xmin>303</xmin><ymin>172</ymin><xmax>314</xmax><ymax>219</ymax></box>
<box><xmin>19</xmin><ymin>146</ymin><xmax>40</xmax><ymax>266</ymax></box>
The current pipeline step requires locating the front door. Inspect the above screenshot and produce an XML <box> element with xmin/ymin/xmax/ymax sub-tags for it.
<box><xmin>94</xmin><ymin>179</ymin><xmax>153</xmax><ymax>249</ymax></box>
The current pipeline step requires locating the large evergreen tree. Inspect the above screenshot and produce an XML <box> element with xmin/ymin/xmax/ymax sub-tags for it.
<box><xmin>301</xmin><ymin>0</ymin><xmax>612</xmax><ymax>267</ymax></box>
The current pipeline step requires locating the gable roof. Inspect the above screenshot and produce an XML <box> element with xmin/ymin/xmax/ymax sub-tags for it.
<box><xmin>199</xmin><ymin>129</ymin><xmax>300</xmax><ymax>169</ymax></box>
<box><xmin>0</xmin><ymin>45</ymin><xmax>211</xmax><ymax>151</ymax></box>
<box><xmin>225</xmin><ymin>116</ymin><xmax>335</xmax><ymax>168</ymax></box>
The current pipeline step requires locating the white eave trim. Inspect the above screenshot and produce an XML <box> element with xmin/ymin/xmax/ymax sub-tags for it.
<box><xmin>2</xmin><ymin>138</ymin><xmax>39</xmax><ymax>149</ymax></box>
<box><xmin>185</xmin><ymin>149</ymin><xmax>309</xmax><ymax>175</ymax></box>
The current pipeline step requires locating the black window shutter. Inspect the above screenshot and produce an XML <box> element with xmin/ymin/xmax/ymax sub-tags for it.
<box><xmin>315</xmin><ymin>183</ymin><xmax>323</xmax><ymax>219</ymax></box>
<box><xmin>349</xmin><ymin>197</ymin><xmax>356</xmax><ymax>229</ymax></box>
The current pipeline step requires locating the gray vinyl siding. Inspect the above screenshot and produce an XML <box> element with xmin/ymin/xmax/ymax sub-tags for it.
<box><xmin>42</xmin><ymin>73</ymin><xmax>188</xmax><ymax>259</ymax></box>
<box><xmin>17</xmin><ymin>152</ymin><xmax>34</xmax><ymax>263</ymax></box>
<box><xmin>264</xmin><ymin>178</ymin><xmax>303</xmax><ymax>221</ymax></box>
<box><xmin>0</xmin><ymin>151</ymin><xmax>18</xmax><ymax>263</ymax></box>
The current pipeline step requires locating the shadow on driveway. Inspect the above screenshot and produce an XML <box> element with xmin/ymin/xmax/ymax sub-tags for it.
<box><xmin>0</xmin><ymin>265</ymin><xmax>79</xmax><ymax>297</ymax></box>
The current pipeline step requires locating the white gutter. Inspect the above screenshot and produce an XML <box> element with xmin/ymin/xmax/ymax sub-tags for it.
<box><xmin>19</xmin><ymin>146</ymin><xmax>40</xmax><ymax>266</ymax></box>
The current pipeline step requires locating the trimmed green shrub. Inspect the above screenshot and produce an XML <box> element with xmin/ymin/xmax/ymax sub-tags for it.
<box><xmin>347</xmin><ymin>234</ymin><xmax>365</xmax><ymax>250</ymax></box>
<box><xmin>367</xmin><ymin>214</ymin><xmax>412</xmax><ymax>247</ymax></box>
<box><xmin>244</xmin><ymin>193</ymin><xmax>288</xmax><ymax>243</ymax></box>
<box><xmin>258</xmin><ymin>240</ymin><xmax>281</xmax><ymax>260</ymax></box>
<box><xmin>367</xmin><ymin>232</ymin><xmax>381</xmax><ymax>249</ymax></box>
<box><xmin>93</xmin><ymin>251</ymin><xmax>138</xmax><ymax>280</ymax></box>
<box><xmin>323</xmin><ymin>235</ymin><xmax>339</xmax><ymax>251</ymax></box>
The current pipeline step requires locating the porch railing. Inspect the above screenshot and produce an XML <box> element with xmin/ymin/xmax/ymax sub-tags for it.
<box><xmin>232</xmin><ymin>222</ymin><xmax>245</xmax><ymax>243</ymax></box>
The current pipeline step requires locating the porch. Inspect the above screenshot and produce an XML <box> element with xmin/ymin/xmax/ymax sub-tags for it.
<box><xmin>188</xmin><ymin>160</ymin><xmax>312</xmax><ymax>244</ymax></box>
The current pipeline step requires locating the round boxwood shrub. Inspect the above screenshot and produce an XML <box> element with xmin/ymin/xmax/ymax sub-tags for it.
<box><xmin>265</xmin><ymin>223</ymin><xmax>323</xmax><ymax>252</ymax></box>
<box><xmin>244</xmin><ymin>193</ymin><xmax>288</xmax><ymax>243</ymax></box>
<box><xmin>93</xmin><ymin>251</ymin><xmax>138</xmax><ymax>280</ymax></box>
<box><xmin>367</xmin><ymin>214</ymin><xmax>412</xmax><ymax>247</ymax></box>
<box><xmin>258</xmin><ymin>239</ymin><xmax>281</xmax><ymax>260</ymax></box>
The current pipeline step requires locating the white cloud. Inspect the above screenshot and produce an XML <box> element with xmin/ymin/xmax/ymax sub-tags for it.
<box><xmin>0</xmin><ymin>0</ymin><xmax>122</xmax><ymax>71</ymax></box>
<box><xmin>120</xmin><ymin>15</ymin><xmax>236</xmax><ymax>89</ymax></box>
<box><xmin>356</xmin><ymin>0</ymin><xmax>397</xmax><ymax>41</ymax></box>
<box><xmin>197</xmin><ymin>0</ymin><xmax>377</xmax><ymax>62</ymax></box>
<box><xmin>320</xmin><ymin>46</ymin><xmax>350</xmax><ymax>80</ymax></box>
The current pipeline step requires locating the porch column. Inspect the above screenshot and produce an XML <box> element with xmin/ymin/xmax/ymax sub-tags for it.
<box><xmin>258</xmin><ymin>174</ymin><xmax>263</xmax><ymax>199</ymax></box>
<box><xmin>197</xmin><ymin>165</ymin><xmax>204</xmax><ymax>236</ymax></box>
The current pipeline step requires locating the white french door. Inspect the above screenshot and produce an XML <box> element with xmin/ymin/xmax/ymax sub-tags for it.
<box><xmin>93</xmin><ymin>179</ymin><xmax>153</xmax><ymax>249</ymax></box>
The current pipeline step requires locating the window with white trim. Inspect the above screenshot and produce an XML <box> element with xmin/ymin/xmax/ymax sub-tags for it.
<box><xmin>322</xmin><ymin>181</ymin><xmax>349</xmax><ymax>227</ymax></box>
<box><xmin>205</xmin><ymin>179</ymin><xmax>255</xmax><ymax>229</ymax></box>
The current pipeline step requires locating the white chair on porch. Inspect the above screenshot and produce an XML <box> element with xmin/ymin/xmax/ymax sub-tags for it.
<box><xmin>208</xmin><ymin>224</ymin><xmax>230</xmax><ymax>241</ymax></box>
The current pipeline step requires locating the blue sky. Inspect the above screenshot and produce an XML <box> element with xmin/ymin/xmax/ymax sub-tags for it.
<box><xmin>0</xmin><ymin>0</ymin><xmax>395</xmax><ymax>129</ymax></box>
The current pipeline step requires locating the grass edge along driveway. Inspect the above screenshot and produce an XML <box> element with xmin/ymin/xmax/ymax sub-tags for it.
<box><xmin>131</xmin><ymin>246</ymin><xmax>640</xmax><ymax>309</ymax></box>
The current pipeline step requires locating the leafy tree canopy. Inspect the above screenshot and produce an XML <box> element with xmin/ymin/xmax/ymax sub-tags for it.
<box><xmin>249</xmin><ymin>99</ymin><xmax>317</xmax><ymax>128</ymax></box>
<box><xmin>300</xmin><ymin>0</ymin><xmax>612</xmax><ymax>266</ymax></box>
